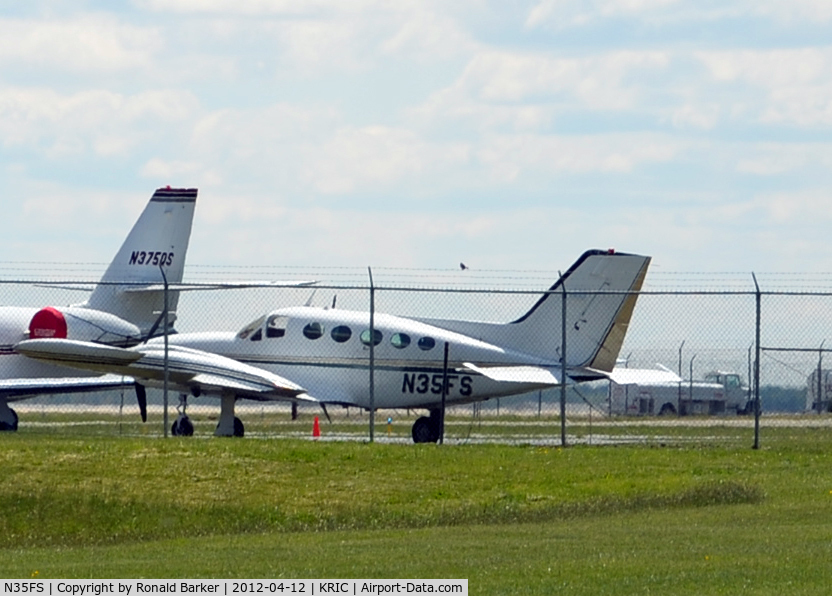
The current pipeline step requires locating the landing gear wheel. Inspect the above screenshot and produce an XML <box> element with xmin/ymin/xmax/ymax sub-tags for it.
<box><xmin>172</xmin><ymin>394</ymin><xmax>194</xmax><ymax>436</ymax></box>
<box><xmin>0</xmin><ymin>408</ymin><xmax>18</xmax><ymax>431</ymax></box>
<box><xmin>172</xmin><ymin>415</ymin><xmax>194</xmax><ymax>437</ymax></box>
<box><xmin>233</xmin><ymin>417</ymin><xmax>245</xmax><ymax>437</ymax></box>
<box><xmin>412</xmin><ymin>416</ymin><xmax>438</xmax><ymax>443</ymax></box>
<box><xmin>658</xmin><ymin>402</ymin><xmax>677</xmax><ymax>416</ymax></box>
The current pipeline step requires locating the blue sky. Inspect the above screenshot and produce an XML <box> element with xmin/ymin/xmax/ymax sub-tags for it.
<box><xmin>3</xmin><ymin>0</ymin><xmax>832</xmax><ymax>280</ymax></box>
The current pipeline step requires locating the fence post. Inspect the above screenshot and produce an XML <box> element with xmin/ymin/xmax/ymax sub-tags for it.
<box><xmin>368</xmin><ymin>267</ymin><xmax>375</xmax><ymax>443</ymax></box>
<box><xmin>440</xmin><ymin>342</ymin><xmax>449</xmax><ymax>445</ymax></box>
<box><xmin>560</xmin><ymin>278</ymin><xmax>567</xmax><ymax>447</ymax></box>
<box><xmin>752</xmin><ymin>272</ymin><xmax>761</xmax><ymax>450</ymax></box>
<box><xmin>160</xmin><ymin>264</ymin><xmax>169</xmax><ymax>439</ymax></box>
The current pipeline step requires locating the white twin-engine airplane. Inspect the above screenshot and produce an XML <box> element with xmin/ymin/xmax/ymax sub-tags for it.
<box><xmin>17</xmin><ymin>249</ymin><xmax>651</xmax><ymax>442</ymax></box>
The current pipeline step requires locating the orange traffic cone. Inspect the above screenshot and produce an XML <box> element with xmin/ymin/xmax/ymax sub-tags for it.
<box><xmin>312</xmin><ymin>416</ymin><xmax>321</xmax><ymax>439</ymax></box>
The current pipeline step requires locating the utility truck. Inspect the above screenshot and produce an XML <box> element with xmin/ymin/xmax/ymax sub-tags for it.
<box><xmin>805</xmin><ymin>369</ymin><xmax>832</xmax><ymax>413</ymax></box>
<box><xmin>608</xmin><ymin>370</ymin><xmax>751</xmax><ymax>416</ymax></box>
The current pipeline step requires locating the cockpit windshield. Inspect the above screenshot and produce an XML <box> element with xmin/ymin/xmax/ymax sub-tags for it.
<box><xmin>237</xmin><ymin>315</ymin><xmax>266</xmax><ymax>340</ymax></box>
<box><xmin>267</xmin><ymin>315</ymin><xmax>289</xmax><ymax>338</ymax></box>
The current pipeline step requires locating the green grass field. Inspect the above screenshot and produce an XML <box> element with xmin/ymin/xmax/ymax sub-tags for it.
<box><xmin>2</xmin><ymin>428</ymin><xmax>831</xmax><ymax>594</ymax></box>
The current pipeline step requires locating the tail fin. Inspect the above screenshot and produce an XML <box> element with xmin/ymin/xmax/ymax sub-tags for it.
<box><xmin>84</xmin><ymin>187</ymin><xmax>197</xmax><ymax>336</ymax></box>
<box><xmin>417</xmin><ymin>249</ymin><xmax>650</xmax><ymax>372</ymax></box>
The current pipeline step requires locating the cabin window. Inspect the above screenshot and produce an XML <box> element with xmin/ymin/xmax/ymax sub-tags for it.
<box><xmin>237</xmin><ymin>315</ymin><xmax>266</xmax><ymax>340</ymax></box>
<box><xmin>360</xmin><ymin>329</ymin><xmax>383</xmax><ymax>346</ymax></box>
<box><xmin>266</xmin><ymin>315</ymin><xmax>288</xmax><ymax>338</ymax></box>
<box><xmin>303</xmin><ymin>322</ymin><xmax>325</xmax><ymax>340</ymax></box>
<box><xmin>418</xmin><ymin>336</ymin><xmax>436</xmax><ymax>351</ymax></box>
<box><xmin>391</xmin><ymin>333</ymin><xmax>411</xmax><ymax>349</ymax></box>
<box><xmin>250</xmin><ymin>329</ymin><xmax>262</xmax><ymax>341</ymax></box>
<box><xmin>331</xmin><ymin>325</ymin><xmax>352</xmax><ymax>343</ymax></box>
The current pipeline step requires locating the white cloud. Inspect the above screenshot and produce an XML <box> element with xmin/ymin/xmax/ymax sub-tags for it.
<box><xmin>135</xmin><ymin>0</ymin><xmax>371</xmax><ymax>15</ymax></box>
<box><xmin>303</xmin><ymin>126</ymin><xmax>470</xmax><ymax>194</ymax></box>
<box><xmin>526</xmin><ymin>0</ymin><xmax>832</xmax><ymax>29</ymax></box>
<box><xmin>758</xmin><ymin>190</ymin><xmax>832</xmax><ymax>224</ymax></box>
<box><xmin>0</xmin><ymin>15</ymin><xmax>161</xmax><ymax>72</ymax></box>
<box><xmin>0</xmin><ymin>87</ymin><xmax>200</xmax><ymax>158</ymax></box>
<box><xmin>464</xmin><ymin>50</ymin><xmax>669</xmax><ymax>107</ymax></box>
<box><xmin>751</xmin><ymin>0</ymin><xmax>832</xmax><ymax>23</ymax></box>
<box><xmin>733</xmin><ymin>142</ymin><xmax>832</xmax><ymax>175</ymax></box>
<box><xmin>476</xmin><ymin>132</ymin><xmax>681</xmax><ymax>182</ymax></box>
<box><xmin>416</xmin><ymin>49</ymin><xmax>671</xmax><ymax>133</ymax></box>
<box><xmin>527</xmin><ymin>0</ymin><xmax>683</xmax><ymax>29</ymax></box>
<box><xmin>379</xmin><ymin>7</ymin><xmax>478</xmax><ymax>60</ymax></box>
<box><xmin>697</xmin><ymin>48</ymin><xmax>832</xmax><ymax>127</ymax></box>
<box><xmin>140</xmin><ymin>158</ymin><xmax>222</xmax><ymax>186</ymax></box>
<box><xmin>670</xmin><ymin>103</ymin><xmax>720</xmax><ymax>130</ymax></box>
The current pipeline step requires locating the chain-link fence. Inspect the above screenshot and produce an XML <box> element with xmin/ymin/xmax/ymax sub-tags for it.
<box><xmin>3</xmin><ymin>276</ymin><xmax>832</xmax><ymax>448</ymax></box>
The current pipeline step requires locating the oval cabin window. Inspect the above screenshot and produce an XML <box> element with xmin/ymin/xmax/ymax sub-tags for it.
<box><xmin>303</xmin><ymin>322</ymin><xmax>325</xmax><ymax>340</ymax></box>
<box><xmin>418</xmin><ymin>336</ymin><xmax>436</xmax><ymax>351</ymax></box>
<box><xmin>391</xmin><ymin>333</ymin><xmax>411</xmax><ymax>349</ymax></box>
<box><xmin>331</xmin><ymin>325</ymin><xmax>352</xmax><ymax>343</ymax></box>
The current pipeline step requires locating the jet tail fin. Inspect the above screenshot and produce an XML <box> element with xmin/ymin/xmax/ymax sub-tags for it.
<box><xmin>84</xmin><ymin>187</ymin><xmax>197</xmax><ymax>336</ymax></box>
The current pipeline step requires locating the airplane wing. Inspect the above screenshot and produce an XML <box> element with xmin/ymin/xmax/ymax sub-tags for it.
<box><xmin>463</xmin><ymin>363</ymin><xmax>560</xmax><ymax>385</ymax></box>
<box><xmin>14</xmin><ymin>339</ymin><xmax>317</xmax><ymax>404</ymax></box>
<box><xmin>0</xmin><ymin>374</ymin><xmax>135</xmax><ymax>403</ymax></box>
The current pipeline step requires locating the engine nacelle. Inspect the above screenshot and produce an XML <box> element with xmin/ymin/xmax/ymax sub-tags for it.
<box><xmin>29</xmin><ymin>306</ymin><xmax>142</xmax><ymax>346</ymax></box>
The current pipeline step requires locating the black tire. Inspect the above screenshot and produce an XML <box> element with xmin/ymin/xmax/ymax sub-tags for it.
<box><xmin>412</xmin><ymin>416</ymin><xmax>438</xmax><ymax>443</ymax></box>
<box><xmin>0</xmin><ymin>408</ymin><xmax>19</xmax><ymax>431</ymax></box>
<box><xmin>172</xmin><ymin>416</ymin><xmax>194</xmax><ymax>437</ymax></box>
<box><xmin>658</xmin><ymin>402</ymin><xmax>677</xmax><ymax>416</ymax></box>
<box><xmin>233</xmin><ymin>417</ymin><xmax>245</xmax><ymax>438</ymax></box>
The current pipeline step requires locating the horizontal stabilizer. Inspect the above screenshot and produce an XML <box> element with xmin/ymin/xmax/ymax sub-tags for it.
<box><xmin>606</xmin><ymin>366</ymin><xmax>682</xmax><ymax>386</ymax></box>
<box><xmin>463</xmin><ymin>362</ymin><xmax>560</xmax><ymax>385</ymax></box>
<box><xmin>123</xmin><ymin>280</ymin><xmax>317</xmax><ymax>293</ymax></box>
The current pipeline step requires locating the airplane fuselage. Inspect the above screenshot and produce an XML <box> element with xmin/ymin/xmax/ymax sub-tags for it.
<box><xmin>159</xmin><ymin>306</ymin><xmax>557</xmax><ymax>410</ymax></box>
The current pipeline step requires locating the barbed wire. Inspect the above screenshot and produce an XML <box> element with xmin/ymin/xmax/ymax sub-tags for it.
<box><xmin>3</xmin><ymin>261</ymin><xmax>832</xmax><ymax>291</ymax></box>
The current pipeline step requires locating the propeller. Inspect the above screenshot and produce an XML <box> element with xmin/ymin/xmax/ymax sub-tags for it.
<box><xmin>135</xmin><ymin>382</ymin><xmax>147</xmax><ymax>422</ymax></box>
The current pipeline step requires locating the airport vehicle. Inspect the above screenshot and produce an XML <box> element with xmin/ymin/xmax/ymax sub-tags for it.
<box><xmin>805</xmin><ymin>368</ymin><xmax>832</xmax><ymax>413</ymax></box>
<box><xmin>608</xmin><ymin>369</ymin><xmax>750</xmax><ymax>416</ymax></box>
<box><xmin>0</xmin><ymin>187</ymin><xmax>197</xmax><ymax>430</ymax></box>
<box><xmin>18</xmin><ymin>249</ymin><xmax>651</xmax><ymax>440</ymax></box>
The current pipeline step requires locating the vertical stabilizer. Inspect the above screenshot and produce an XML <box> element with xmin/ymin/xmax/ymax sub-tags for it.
<box><xmin>84</xmin><ymin>187</ymin><xmax>197</xmax><ymax>335</ymax></box>
<box><xmin>415</xmin><ymin>250</ymin><xmax>650</xmax><ymax>371</ymax></box>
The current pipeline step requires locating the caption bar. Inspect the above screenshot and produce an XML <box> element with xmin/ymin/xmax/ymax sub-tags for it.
<box><xmin>2</xmin><ymin>581</ymin><xmax>467</xmax><ymax>596</ymax></box>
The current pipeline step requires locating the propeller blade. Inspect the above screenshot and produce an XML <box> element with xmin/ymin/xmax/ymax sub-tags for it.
<box><xmin>135</xmin><ymin>382</ymin><xmax>147</xmax><ymax>422</ymax></box>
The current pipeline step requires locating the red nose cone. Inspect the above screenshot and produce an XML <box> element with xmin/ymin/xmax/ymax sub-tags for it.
<box><xmin>29</xmin><ymin>307</ymin><xmax>68</xmax><ymax>339</ymax></box>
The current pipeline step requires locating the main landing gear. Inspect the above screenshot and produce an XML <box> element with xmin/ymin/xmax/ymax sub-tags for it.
<box><xmin>411</xmin><ymin>409</ymin><xmax>442</xmax><ymax>444</ymax></box>
<box><xmin>0</xmin><ymin>400</ymin><xmax>18</xmax><ymax>431</ymax></box>
<box><xmin>170</xmin><ymin>393</ymin><xmax>246</xmax><ymax>437</ymax></box>
<box><xmin>215</xmin><ymin>393</ymin><xmax>245</xmax><ymax>437</ymax></box>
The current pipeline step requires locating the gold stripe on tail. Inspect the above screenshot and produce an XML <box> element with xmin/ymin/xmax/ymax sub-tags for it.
<box><xmin>587</xmin><ymin>257</ymin><xmax>651</xmax><ymax>372</ymax></box>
